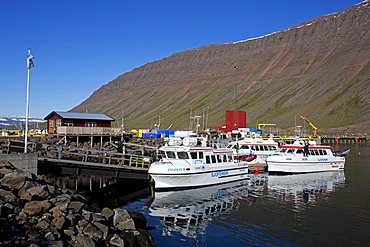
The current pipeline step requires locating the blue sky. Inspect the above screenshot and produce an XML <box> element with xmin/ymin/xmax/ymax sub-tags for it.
<box><xmin>0</xmin><ymin>0</ymin><xmax>363</xmax><ymax>118</ymax></box>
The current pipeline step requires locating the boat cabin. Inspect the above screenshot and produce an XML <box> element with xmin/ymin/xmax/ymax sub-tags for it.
<box><xmin>160</xmin><ymin>147</ymin><xmax>234</xmax><ymax>165</ymax></box>
<box><xmin>278</xmin><ymin>145</ymin><xmax>332</xmax><ymax>156</ymax></box>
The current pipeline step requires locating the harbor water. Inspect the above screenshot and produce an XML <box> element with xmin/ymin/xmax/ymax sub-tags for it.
<box><xmin>122</xmin><ymin>144</ymin><xmax>370</xmax><ymax>247</ymax></box>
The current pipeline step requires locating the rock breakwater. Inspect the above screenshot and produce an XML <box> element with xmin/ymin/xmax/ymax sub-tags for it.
<box><xmin>0</xmin><ymin>160</ymin><xmax>156</xmax><ymax>246</ymax></box>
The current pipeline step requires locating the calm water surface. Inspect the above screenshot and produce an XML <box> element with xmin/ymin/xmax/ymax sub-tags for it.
<box><xmin>123</xmin><ymin>144</ymin><xmax>370</xmax><ymax>247</ymax></box>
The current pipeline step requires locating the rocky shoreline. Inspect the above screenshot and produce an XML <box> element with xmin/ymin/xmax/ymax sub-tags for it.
<box><xmin>0</xmin><ymin>160</ymin><xmax>156</xmax><ymax>247</ymax></box>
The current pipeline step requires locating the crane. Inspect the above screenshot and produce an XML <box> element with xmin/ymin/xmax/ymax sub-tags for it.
<box><xmin>300</xmin><ymin>115</ymin><xmax>318</xmax><ymax>138</ymax></box>
<box><xmin>257</xmin><ymin>123</ymin><xmax>276</xmax><ymax>131</ymax></box>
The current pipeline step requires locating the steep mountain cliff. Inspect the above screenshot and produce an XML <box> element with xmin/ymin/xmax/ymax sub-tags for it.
<box><xmin>72</xmin><ymin>1</ymin><xmax>370</xmax><ymax>135</ymax></box>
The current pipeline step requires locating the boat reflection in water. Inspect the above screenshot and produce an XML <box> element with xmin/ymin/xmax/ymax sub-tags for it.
<box><xmin>148</xmin><ymin>179</ymin><xmax>254</xmax><ymax>239</ymax></box>
<box><xmin>148</xmin><ymin>171</ymin><xmax>346</xmax><ymax>243</ymax></box>
<box><xmin>267</xmin><ymin>171</ymin><xmax>346</xmax><ymax>206</ymax></box>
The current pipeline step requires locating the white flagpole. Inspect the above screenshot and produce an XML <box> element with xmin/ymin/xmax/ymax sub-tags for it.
<box><xmin>25</xmin><ymin>48</ymin><xmax>32</xmax><ymax>153</ymax></box>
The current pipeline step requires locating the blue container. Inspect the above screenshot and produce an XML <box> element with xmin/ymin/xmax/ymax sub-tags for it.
<box><xmin>142</xmin><ymin>133</ymin><xmax>150</xmax><ymax>138</ymax></box>
<box><xmin>167</xmin><ymin>130</ymin><xmax>175</xmax><ymax>137</ymax></box>
<box><xmin>250</xmin><ymin>128</ymin><xmax>258</xmax><ymax>132</ymax></box>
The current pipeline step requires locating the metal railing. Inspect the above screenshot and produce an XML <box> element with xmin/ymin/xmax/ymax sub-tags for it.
<box><xmin>49</xmin><ymin>145</ymin><xmax>152</xmax><ymax>169</ymax></box>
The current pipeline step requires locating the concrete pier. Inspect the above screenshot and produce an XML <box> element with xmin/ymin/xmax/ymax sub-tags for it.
<box><xmin>0</xmin><ymin>153</ymin><xmax>38</xmax><ymax>175</ymax></box>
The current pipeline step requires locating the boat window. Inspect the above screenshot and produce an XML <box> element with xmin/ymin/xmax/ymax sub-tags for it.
<box><xmin>199</xmin><ymin>152</ymin><xmax>204</xmax><ymax>159</ymax></box>
<box><xmin>287</xmin><ymin>149</ymin><xmax>294</xmax><ymax>153</ymax></box>
<box><xmin>190</xmin><ymin>152</ymin><xmax>197</xmax><ymax>159</ymax></box>
<box><xmin>223</xmin><ymin>154</ymin><xmax>227</xmax><ymax>162</ymax></box>
<box><xmin>296</xmin><ymin>149</ymin><xmax>303</xmax><ymax>154</ymax></box>
<box><xmin>211</xmin><ymin>155</ymin><xmax>217</xmax><ymax>164</ymax></box>
<box><xmin>166</xmin><ymin>151</ymin><xmax>176</xmax><ymax>159</ymax></box>
<box><xmin>279</xmin><ymin>148</ymin><xmax>287</xmax><ymax>153</ymax></box>
<box><xmin>241</xmin><ymin>145</ymin><xmax>248</xmax><ymax>150</ymax></box>
<box><xmin>309</xmin><ymin>150</ymin><xmax>315</xmax><ymax>155</ymax></box>
<box><xmin>217</xmin><ymin>155</ymin><xmax>222</xmax><ymax>163</ymax></box>
<box><xmin>178</xmin><ymin>152</ymin><xmax>189</xmax><ymax>159</ymax></box>
<box><xmin>322</xmin><ymin>150</ymin><xmax>327</xmax><ymax>155</ymax></box>
<box><xmin>251</xmin><ymin>146</ymin><xmax>255</xmax><ymax>151</ymax></box>
<box><xmin>206</xmin><ymin>155</ymin><xmax>211</xmax><ymax>164</ymax></box>
<box><xmin>314</xmin><ymin>150</ymin><xmax>320</xmax><ymax>155</ymax></box>
<box><xmin>228</xmin><ymin>154</ymin><xmax>233</xmax><ymax>162</ymax></box>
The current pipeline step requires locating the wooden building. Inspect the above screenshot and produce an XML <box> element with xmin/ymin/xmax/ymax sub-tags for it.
<box><xmin>44</xmin><ymin>111</ymin><xmax>116</xmax><ymax>135</ymax></box>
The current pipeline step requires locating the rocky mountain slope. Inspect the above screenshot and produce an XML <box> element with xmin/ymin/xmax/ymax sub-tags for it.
<box><xmin>72</xmin><ymin>1</ymin><xmax>370</xmax><ymax>135</ymax></box>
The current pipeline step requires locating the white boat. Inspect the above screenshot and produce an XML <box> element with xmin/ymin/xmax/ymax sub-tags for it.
<box><xmin>148</xmin><ymin>145</ymin><xmax>252</xmax><ymax>190</ymax></box>
<box><xmin>266</xmin><ymin>142</ymin><xmax>348</xmax><ymax>174</ymax></box>
<box><xmin>226</xmin><ymin>136</ymin><xmax>279</xmax><ymax>165</ymax></box>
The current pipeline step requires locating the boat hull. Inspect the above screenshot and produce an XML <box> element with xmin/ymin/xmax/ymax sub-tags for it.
<box><xmin>150</xmin><ymin>164</ymin><xmax>249</xmax><ymax>191</ymax></box>
<box><xmin>267</xmin><ymin>156</ymin><xmax>345</xmax><ymax>174</ymax></box>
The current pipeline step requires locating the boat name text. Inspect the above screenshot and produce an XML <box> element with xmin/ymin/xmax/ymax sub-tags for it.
<box><xmin>211</xmin><ymin>171</ymin><xmax>229</xmax><ymax>177</ymax></box>
<box><xmin>168</xmin><ymin>168</ymin><xmax>186</xmax><ymax>172</ymax></box>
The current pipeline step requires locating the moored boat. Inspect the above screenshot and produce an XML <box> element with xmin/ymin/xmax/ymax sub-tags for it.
<box><xmin>266</xmin><ymin>142</ymin><xmax>349</xmax><ymax>174</ymax></box>
<box><xmin>226</xmin><ymin>136</ymin><xmax>278</xmax><ymax>165</ymax></box>
<box><xmin>148</xmin><ymin>145</ymin><xmax>252</xmax><ymax>191</ymax></box>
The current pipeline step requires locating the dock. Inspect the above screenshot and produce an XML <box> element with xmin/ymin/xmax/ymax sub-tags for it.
<box><xmin>38</xmin><ymin>158</ymin><xmax>149</xmax><ymax>180</ymax></box>
<box><xmin>248</xmin><ymin>163</ymin><xmax>268</xmax><ymax>173</ymax></box>
<box><xmin>320</xmin><ymin>136</ymin><xmax>367</xmax><ymax>144</ymax></box>
<box><xmin>36</xmin><ymin>144</ymin><xmax>156</xmax><ymax>179</ymax></box>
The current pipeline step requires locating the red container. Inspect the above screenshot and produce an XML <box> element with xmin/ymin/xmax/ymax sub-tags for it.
<box><xmin>224</xmin><ymin>110</ymin><xmax>246</xmax><ymax>133</ymax></box>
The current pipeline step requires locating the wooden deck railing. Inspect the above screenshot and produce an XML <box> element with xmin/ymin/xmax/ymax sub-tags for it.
<box><xmin>56</xmin><ymin>126</ymin><xmax>122</xmax><ymax>136</ymax></box>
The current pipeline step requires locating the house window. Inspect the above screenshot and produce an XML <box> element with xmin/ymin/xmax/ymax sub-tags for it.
<box><xmin>49</xmin><ymin>120</ymin><xmax>54</xmax><ymax>127</ymax></box>
<box><xmin>85</xmin><ymin>122</ymin><xmax>96</xmax><ymax>127</ymax></box>
<box><xmin>64</xmin><ymin>120</ymin><xmax>73</xmax><ymax>126</ymax></box>
<box><xmin>56</xmin><ymin>119</ymin><xmax>62</xmax><ymax>127</ymax></box>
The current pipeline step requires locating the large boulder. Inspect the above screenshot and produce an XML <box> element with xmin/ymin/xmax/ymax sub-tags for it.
<box><xmin>113</xmin><ymin>208</ymin><xmax>136</xmax><ymax>231</ymax></box>
<box><xmin>1</xmin><ymin>169</ymin><xmax>33</xmax><ymax>190</ymax></box>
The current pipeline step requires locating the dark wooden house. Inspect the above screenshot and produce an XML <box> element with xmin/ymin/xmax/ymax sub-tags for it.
<box><xmin>44</xmin><ymin>111</ymin><xmax>115</xmax><ymax>134</ymax></box>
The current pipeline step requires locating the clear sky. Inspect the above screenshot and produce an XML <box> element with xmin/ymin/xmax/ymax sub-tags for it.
<box><xmin>0</xmin><ymin>0</ymin><xmax>364</xmax><ymax>118</ymax></box>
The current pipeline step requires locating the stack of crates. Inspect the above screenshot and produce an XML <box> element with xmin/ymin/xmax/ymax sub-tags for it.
<box><xmin>142</xmin><ymin>129</ymin><xmax>175</xmax><ymax>139</ymax></box>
